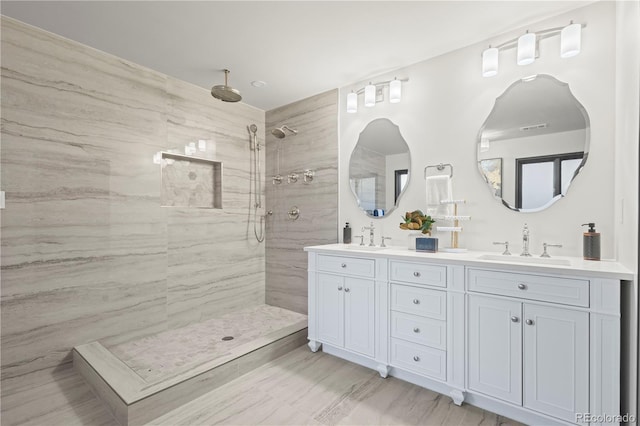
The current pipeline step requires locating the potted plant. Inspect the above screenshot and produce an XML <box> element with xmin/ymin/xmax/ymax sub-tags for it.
<box><xmin>400</xmin><ymin>210</ymin><xmax>435</xmax><ymax>249</ymax></box>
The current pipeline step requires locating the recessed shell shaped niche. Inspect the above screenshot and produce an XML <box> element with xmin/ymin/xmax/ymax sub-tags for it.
<box><xmin>349</xmin><ymin>118</ymin><xmax>410</xmax><ymax>218</ymax></box>
<box><xmin>477</xmin><ymin>74</ymin><xmax>590</xmax><ymax>212</ymax></box>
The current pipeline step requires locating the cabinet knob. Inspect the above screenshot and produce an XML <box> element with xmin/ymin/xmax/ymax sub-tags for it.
<box><xmin>413</xmin><ymin>271</ymin><xmax>421</xmax><ymax>277</ymax></box>
<box><xmin>413</xmin><ymin>327</ymin><xmax>420</xmax><ymax>333</ymax></box>
<box><xmin>518</xmin><ymin>283</ymin><xmax>527</xmax><ymax>290</ymax></box>
<box><xmin>341</xmin><ymin>263</ymin><xmax>347</xmax><ymax>268</ymax></box>
<box><xmin>525</xmin><ymin>319</ymin><xmax>534</xmax><ymax>326</ymax></box>
<box><xmin>337</xmin><ymin>286</ymin><xmax>343</xmax><ymax>291</ymax></box>
<box><xmin>344</xmin><ymin>288</ymin><xmax>350</xmax><ymax>293</ymax></box>
<box><xmin>413</xmin><ymin>356</ymin><xmax>420</xmax><ymax>362</ymax></box>
<box><xmin>412</xmin><ymin>299</ymin><xmax>420</xmax><ymax>305</ymax></box>
<box><xmin>511</xmin><ymin>316</ymin><xmax>519</xmax><ymax>323</ymax></box>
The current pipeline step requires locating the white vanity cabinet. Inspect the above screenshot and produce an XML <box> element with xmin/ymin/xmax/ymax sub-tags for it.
<box><xmin>317</xmin><ymin>273</ymin><xmax>375</xmax><ymax>357</ymax></box>
<box><xmin>305</xmin><ymin>245</ymin><xmax>630</xmax><ymax>426</ymax></box>
<box><xmin>308</xmin><ymin>253</ymin><xmax>389</xmax><ymax>376</ymax></box>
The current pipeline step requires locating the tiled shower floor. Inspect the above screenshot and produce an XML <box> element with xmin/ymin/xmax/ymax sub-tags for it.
<box><xmin>103</xmin><ymin>304</ymin><xmax>308</xmax><ymax>384</ymax></box>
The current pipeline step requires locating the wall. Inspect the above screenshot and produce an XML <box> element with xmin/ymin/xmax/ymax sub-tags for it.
<box><xmin>339</xmin><ymin>2</ymin><xmax>616</xmax><ymax>258</ymax></box>
<box><xmin>265</xmin><ymin>90</ymin><xmax>339</xmax><ymax>314</ymax></box>
<box><xmin>0</xmin><ymin>15</ymin><xmax>265</xmax><ymax>403</ymax></box>
<box><xmin>614</xmin><ymin>0</ymin><xmax>640</xmax><ymax>421</ymax></box>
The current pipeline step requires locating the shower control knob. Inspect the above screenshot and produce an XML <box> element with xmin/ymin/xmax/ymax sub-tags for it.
<box><xmin>413</xmin><ymin>327</ymin><xmax>420</xmax><ymax>333</ymax></box>
<box><xmin>344</xmin><ymin>288</ymin><xmax>350</xmax><ymax>293</ymax></box>
<box><xmin>337</xmin><ymin>286</ymin><xmax>343</xmax><ymax>291</ymax></box>
<box><xmin>287</xmin><ymin>206</ymin><xmax>300</xmax><ymax>220</ymax></box>
<box><xmin>518</xmin><ymin>283</ymin><xmax>527</xmax><ymax>290</ymax></box>
<box><xmin>413</xmin><ymin>299</ymin><xmax>420</xmax><ymax>305</ymax></box>
<box><xmin>341</xmin><ymin>263</ymin><xmax>347</xmax><ymax>268</ymax></box>
<box><xmin>413</xmin><ymin>356</ymin><xmax>420</xmax><ymax>362</ymax></box>
<box><xmin>413</xmin><ymin>271</ymin><xmax>421</xmax><ymax>277</ymax></box>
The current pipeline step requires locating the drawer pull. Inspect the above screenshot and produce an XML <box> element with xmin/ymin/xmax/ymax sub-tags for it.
<box><xmin>344</xmin><ymin>288</ymin><xmax>350</xmax><ymax>293</ymax></box>
<box><xmin>413</xmin><ymin>327</ymin><xmax>420</xmax><ymax>333</ymax></box>
<box><xmin>526</xmin><ymin>319</ymin><xmax>534</xmax><ymax>326</ymax></box>
<box><xmin>518</xmin><ymin>283</ymin><xmax>527</xmax><ymax>290</ymax></box>
<box><xmin>337</xmin><ymin>286</ymin><xmax>343</xmax><ymax>291</ymax></box>
<box><xmin>413</xmin><ymin>271</ymin><xmax>421</xmax><ymax>277</ymax></box>
<box><xmin>412</xmin><ymin>299</ymin><xmax>420</xmax><ymax>305</ymax></box>
<box><xmin>341</xmin><ymin>263</ymin><xmax>347</xmax><ymax>268</ymax></box>
<box><xmin>413</xmin><ymin>355</ymin><xmax>420</xmax><ymax>362</ymax></box>
<box><xmin>511</xmin><ymin>316</ymin><xmax>519</xmax><ymax>323</ymax></box>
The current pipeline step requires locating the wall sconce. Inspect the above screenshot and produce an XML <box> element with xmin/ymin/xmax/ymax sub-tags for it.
<box><xmin>481</xmin><ymin>21</ymin><xmax>584</xmax><ymax>77</ymax></box>
<box><xmin>346</xmin><ymin>77</ymin><xmax>408</xmax><ymax>113</ymax></box>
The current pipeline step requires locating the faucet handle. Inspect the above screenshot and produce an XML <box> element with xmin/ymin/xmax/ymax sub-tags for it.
<box><xmin>355</xmin><ymin>235</ymin><xmax>365</xmax><ymax>246</ymax></box>
<box><xmin>493</xmin><ymin>241</ymin><xmax>511</xmax><ymax>256</ymax></box>
<box><xmin>380</xmin><ymin>236</ymin><xmax>392</xmax><ymax>248</ymax></box>
<box><xmin>540</xmin><ymin>242</ymin><xmax>562</xmax><ymax>258</ymax></box>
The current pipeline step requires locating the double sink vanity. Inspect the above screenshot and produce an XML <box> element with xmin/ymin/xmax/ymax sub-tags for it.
<box><xmin>305</xmin><ymin>244</ymin><xmax>632</xmax><ymax>426</ymax></box>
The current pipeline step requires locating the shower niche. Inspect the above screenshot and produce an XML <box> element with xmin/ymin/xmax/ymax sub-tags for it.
<box><xmin>160</xmin><ymin>152</ymin><xmax>222</xmax><ymax>209</ymax></box>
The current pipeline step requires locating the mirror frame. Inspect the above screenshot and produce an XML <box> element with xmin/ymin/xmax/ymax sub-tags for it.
<box><xmin>476</xmin><ymin>74</ymin><xmax>590</xmax><ymax>212</ymax></box>
<box><xmin>349</xmin><ymin>118</ymin><xmax>411</xmax><ymax>219</ymax></box>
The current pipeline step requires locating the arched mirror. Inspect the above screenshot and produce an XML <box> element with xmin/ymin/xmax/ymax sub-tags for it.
<box><xmin>477</xmin><ymin>74</ymin><xmax>590</xmax><ymax>212</ymax></box>
<box><xmin>349</xmin><ymin>118</ymin><xmax>410</xmax><ymax>218</ymax></box>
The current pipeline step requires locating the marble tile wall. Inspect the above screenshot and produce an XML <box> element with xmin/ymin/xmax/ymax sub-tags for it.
<box><xmin>0</xmin><ymin>14</ymin><xmax>265</xmax><ymax>406</ymax></box>
<box><xmin>265</xmin><ymin>90</ymin><xmax>339</xmax><ymax>314</ymax></box>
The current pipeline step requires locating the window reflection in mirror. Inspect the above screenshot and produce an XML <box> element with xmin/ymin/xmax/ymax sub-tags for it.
<box><xmin>349</xmin><ymin>118</ymin><xmax>410</xmax><ymax>218</ymax></box>
<box><xmin>477</xmin><ymin>75</ymin><xmax>589</xmax><ymax>212</ymax></box>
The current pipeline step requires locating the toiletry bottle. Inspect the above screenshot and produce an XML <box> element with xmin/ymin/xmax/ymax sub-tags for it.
<box><xmin>343</xmin><ymin>222</ymin><xmax>352</xmax><ymax>244</ymax></box>
<box><xmin>582</xmin><ymin>222</ymin><xmax>600</xmax><ymax>261</ymax></box>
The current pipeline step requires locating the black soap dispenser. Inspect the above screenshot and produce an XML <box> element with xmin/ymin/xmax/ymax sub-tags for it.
<box><xmin>343</xmin><ymin>222</ymin><xmax>352</xmax><ymax>244</ymax></box>
<box><xmin>582</xmin><ymin>223</ymin><xmax>600</xmax><ymax>261</ymax></box>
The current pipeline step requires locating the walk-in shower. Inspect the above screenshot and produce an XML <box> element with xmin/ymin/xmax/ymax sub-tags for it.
<box><xmin>271</xmin><ymin>125</ymin><xmax>298</xmax><ymax>139</ymax></box>
<box><xmin>249</xmin><ymin>124</ymin><xmax>265</xmax><ymax>242</ymax></box>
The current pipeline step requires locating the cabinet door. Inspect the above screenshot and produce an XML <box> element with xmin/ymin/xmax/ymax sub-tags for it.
<box><xmin>468</xmin><ymin>295</ymin><xmax>522</xmax><ymax>405</ymax></box>
<box><xmin>523</xmin><ymin>304</ymin><xmax>588</xmax><ymax>422</ymax></box>
<box><xmin>344</xmin><ymin>277</ymin><xmax>375</xmax><ymax>357</ymax></box>
<box><xmin>317</xmin><ymin>273</ymin><xmax>344</xmax><ymax>347</ymax></box>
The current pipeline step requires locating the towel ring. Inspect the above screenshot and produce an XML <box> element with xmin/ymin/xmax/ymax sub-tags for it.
<box><xmin>424</xmin><ymin>163</ymin><xmax>453</xmax><ymax>179</ymax></box>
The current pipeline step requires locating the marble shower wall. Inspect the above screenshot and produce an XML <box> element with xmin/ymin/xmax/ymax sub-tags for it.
<box><xmin>265</xmin><ymin>90</ymin><xmax>339</xmax><ymax>314</ymax></box>
<box><xmin>0</xmin><ymin>15</ymin><xmax>265</xmax><ymax>390</ymax></box>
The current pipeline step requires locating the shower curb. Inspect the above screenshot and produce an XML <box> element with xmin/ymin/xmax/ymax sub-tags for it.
<box><xmin>74</xmin><ymin>324</ymin><xmax>308</xmax><ymax>425</ymax></box>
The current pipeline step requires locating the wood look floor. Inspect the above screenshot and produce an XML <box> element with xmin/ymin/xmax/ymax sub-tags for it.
<box><xmin>5</xmin><ymin>344</ymin><xmax>521</xmax><ymax>426</ymax></box>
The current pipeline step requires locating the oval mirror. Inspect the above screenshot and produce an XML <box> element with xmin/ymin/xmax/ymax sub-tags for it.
<box><xmin>349</xmin><ymin>118</ymin><xmax>410</xmax><ymax>218</ymax></box>
<box><xmin>477</xmin><ymin>74</ymin><xmax>589</xmax><ymax>212</ymax></box>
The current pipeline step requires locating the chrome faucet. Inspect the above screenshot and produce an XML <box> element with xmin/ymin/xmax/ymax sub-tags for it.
<box><xmin>521</xmin><ymin>223</ymin><xmax>532</xmax><ymax>257</ymax></box>
<box><xmin>362</xmin><ymin>222</ymin><xmax>375</xmax><ymax>246</ymax></box>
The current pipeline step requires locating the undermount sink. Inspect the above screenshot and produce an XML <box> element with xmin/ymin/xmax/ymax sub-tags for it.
<box><xmin>477</xmin><ymin>254</ymin><xmax>571</xmax><ymax>266</ymax></box>
<box><xmin>344</xmin><ymin>245</ymin><xmax>387</xmax><ymax>251</ymax></box>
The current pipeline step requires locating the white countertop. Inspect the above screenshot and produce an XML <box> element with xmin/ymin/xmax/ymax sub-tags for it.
<box><xmin>304</xmin><ymin>243</ymin><xmax>635</xmax><ymax>280</ymax></box>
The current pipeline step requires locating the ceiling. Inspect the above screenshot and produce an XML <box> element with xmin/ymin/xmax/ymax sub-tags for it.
<box><xmin>1</xmin><ymin>1</ymin><xmax>593</xmax><ymax>111</ymax></box>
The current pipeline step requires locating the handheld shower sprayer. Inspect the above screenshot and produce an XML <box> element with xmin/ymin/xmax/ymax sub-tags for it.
<box><xmin>248</xmin><ymin>124</ymin><xmax>259</xmax><ymax>151</ymax></box>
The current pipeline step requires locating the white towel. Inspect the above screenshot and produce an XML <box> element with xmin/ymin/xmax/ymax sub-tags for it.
<box><xmin>426</xmin><ymin>175</ymin><xmax>453</xmax><ymax>218</ymax></box>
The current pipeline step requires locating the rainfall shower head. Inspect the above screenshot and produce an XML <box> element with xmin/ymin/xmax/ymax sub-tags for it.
<box><xmin>271</xmin><ymin>125</ymin><xmax>298</xmax><ymax>139</ymax></box>
<box><xmin>211</xmin><ymin>69</ymin><xmax>242</xmax><ymax>102</ymax></box>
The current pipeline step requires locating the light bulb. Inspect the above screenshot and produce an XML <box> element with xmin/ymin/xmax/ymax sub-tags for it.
<box><xmin>561</xmin><ymin>22</ymin><xmax>581</xmax><ymax>58</ymax></box>
<box><xmin>389</xmin><ymin>78</ymin><xmax>401</xmax><ymax>103</ymax></box>
<box><xmin>364</xmin><ymin>83</ymin><xmax>376</xmax><ymax>107</ymax></box>
<box><xmin>517</xmin><ymin>31</ymin><xmax>536</xmax><ymax>65</ymax></box>
<box><xmin>347</xmin><ymin>91</ymin><xmax>357</xmax><ymax>113</ymax></box>
<box><xmin>482</xmin><ymin>47</ymin><xmax>499</xmax><ymax>77</ymax></box>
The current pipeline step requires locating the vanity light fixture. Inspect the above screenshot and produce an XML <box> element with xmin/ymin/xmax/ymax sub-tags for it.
<box><xmin>347</xmin><ymin>91</ymin><xmax>358</xmax><ymax>113</ymax></box>
<box><xmin>364</xmin><ymin>83</ymin><xmax>376</xmax><ymax>107</ymax></box>
<box><xmin>560</xmin><ymin>21</ymin><xmax>581</xmax><ymax>58</ymax></box>
<box><xmin>481</xmin><ymin>21</ymin><xmax>584</xmax><ymax>77</ymax></box>
<box><xmin>346</xmin><ymin>77</ymin><xmax>408</xmax><ymax>113</ymax></box>
<box><xmin>517</xmin><ymin>31</ymin><xmax>537</xmax><ymax>65</ymax></box>
<box><xmin>389</xmin><ymin>78</ymin><xmax>402</xmax><ymax>103</ymax></box>
<box><xmin>482</xmin><ymin>46</ymin><xmax>499</xmax><ymax>77</ymax></box>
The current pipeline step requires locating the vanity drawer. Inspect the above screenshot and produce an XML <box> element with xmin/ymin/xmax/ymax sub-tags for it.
<box><xmin>391</xmin><ymin>338</ymin><xmax>446</xmax><ymax>380</ymax></box>
<box><xmin>390</xmin><ymin>261</ymin><xmax>447</xmax><ymax>288</ymax></box>
<box><xmin>391</xmin><ymin>311</ymin><xmax>446</xmax><ymax>350</ymax></box>
<box><xmin>391</xmin><ymin>284</ymin><xmax>446</xmax><ymax>320</ymax></box>
<box><xmin>467</xmin><ymin>269</ymin><xmax>589</xmax><ymax>307</ymax></box>
<box><xmin>317</xmin><ymin>254</ymin><xmax>375</xmax><ymax>278</ymax></box>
